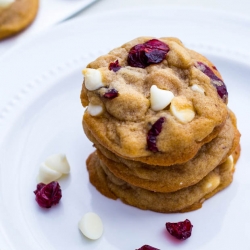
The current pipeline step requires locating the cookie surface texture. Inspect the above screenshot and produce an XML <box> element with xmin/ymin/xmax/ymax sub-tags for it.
<box><xmin>81</xmin><ymin>37</ymin><xmax>228</xmax><ymax>166</ymax></box>
<box><xmin>0</xmin><ymin>0</ymin><xmax>39</xmax><ymax>40</ymax></box>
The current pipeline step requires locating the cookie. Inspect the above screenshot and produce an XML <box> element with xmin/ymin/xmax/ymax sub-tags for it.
<box><xmin>96</xmin><ymin>116</ymin><xmax>240</xmax><ymax>194</ymax></box>
<box><xmin>81</xmin><ymin>37</ymin><xmax>228</xmax><ymax>166</ymax></box>
<box><xmin>86</xmin><ymin>148</ymin><xmax>240</xmax><ymax>213</ymax></box>
<box><xmin>0</xmin><ymin>0</ymin><xmax>39</xmax><ymax>40</ymax></box>
<box><xmin>95</xmin><ymin>111</ymin><xmax>240</xmax><ymax>193</ymax></box>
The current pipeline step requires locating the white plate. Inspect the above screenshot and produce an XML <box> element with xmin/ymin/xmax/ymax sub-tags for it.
<box><xmin>0</xmin><ymin>0</ymin><xmax>98</xmax><ymax>56</ymax></box>
<box><xmin>0</xmin><ymin>6</ymin><xmax>250</xmax><ymax>250</ymax></box>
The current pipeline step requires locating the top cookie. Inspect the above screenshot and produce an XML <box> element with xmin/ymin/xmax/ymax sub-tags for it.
<box><xmin>81</xmin><ymin>37</ymin><xmax>228</xmax><ymax>166</ymax></box>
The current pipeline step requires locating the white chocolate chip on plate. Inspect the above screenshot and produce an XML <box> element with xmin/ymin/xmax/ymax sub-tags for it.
<box><xmin>37</xmin><ymin>162</ymin><xmax>62</xmax><ymax>184</ymax></box>
<box><xmin>150</xmin><ymin>85</ymin><xmax>174</xmax><ymax>111</ymax></box>
<box><xmin>170</xmin><ymin>96</ymin><xmax>195</xmax><ymax>123</ymax></box>
<box><xmin>78</xmin><ymin>212</ymin><xmax>104</xmax><ymax>240</ymax></box>
<box><xmin>82</xmin><ymin>68</ymin><xmax>104</xmax><ymax>91</ymax></box>
<box><xmin>45</xmin><ymin>154</ymin><xmax>70</xmax><ymax>174</ymax></box>
<box><xmin>87</xmin><ymin>103</ymin><xmax>103</xmax><ymax>116</ymax></box>
<box><xmin>191</xmin><ymin>84</ymin><xmax>205</xmax><ymax>94</ymax></box>
<box><xmin>37</xmin><ymin>154</ymin><xmax>71</xmax><ymax>184</ymax></box>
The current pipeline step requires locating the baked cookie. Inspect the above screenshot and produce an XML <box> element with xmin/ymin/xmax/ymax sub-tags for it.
<box><xmin>96</xmin><ymin>111</ymin><xmax>240</xmax><ymax>193</ymax></box>
<box><xmin>0</xmin><ymin>0</ymin><xmax>39</xmax><ymax>40</ymax></box>
<box><xmin>86</xmin><ymin>148</ymin><xmax>240</xmax><ymax>213</ymax></box>
<box><xmin>81</xmin><ymin>37</ymin><xmax>229</xmax><ymax>166</ymax></box>
<box><xmin>97</xmin><ymin>116</ymin><xmax>239</xmax><ymax>193</ymax></box>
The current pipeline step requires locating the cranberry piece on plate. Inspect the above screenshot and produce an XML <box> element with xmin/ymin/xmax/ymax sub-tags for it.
<box><xmin>34</xmin><ymin>181</ymin><xmax>62</xmax><ymax>208</ymax></box>
<box><xmin>166</xmin><ymin>219</ymin><xmax>193</xmax><ymax>240</ymax></box>
<box><xmin>136</xmin><ymin>245</ymin><xmax>160</xmax><ymax>250</ymax></box>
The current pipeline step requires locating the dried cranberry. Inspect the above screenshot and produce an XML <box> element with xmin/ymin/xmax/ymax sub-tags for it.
<box><xmin>145</xmin><ymin>39</ymin><xmax>169</xmax><ymax>51</ymax></box>
<box><xmin>136</xmin><ymin>245</ymin><xmax>160</xmax><ymax>250</ymax></box>
<box><xmin>109</xmin><ymin>60</ymin><xmax>121</xmax><ymax>72</ymax></box>
<box><xmin>166</xmin><ymin>219</ymin><xmax>193</xmax><ymax>240</ymax></box>
<box><xmin>147</xmin><ymin>117</ymin><xmax>165</xmax><ymax>152</ymax></box>
<box><xmin>128</xmin><ymin>39</ymin><xmax>169</xmax><ymax>68</ymax></box>
<box><xmin>103</xmin><ymin>89</ymin><xmax>119</xmax><ymax>99</ymax></box>
<box><xmin>196</xmin><ymin>62</ymin><xmax>228</xmax><ymax>102</ymax></box>
<box><xmin>212</xmin><ymin>65</ymin><xmax>218</xmax><ymax>71</ymax></box>
<box><xmin>34</xmin><ymin>181</ymin><xmax>62</xmax><ymax>208</ymax></box>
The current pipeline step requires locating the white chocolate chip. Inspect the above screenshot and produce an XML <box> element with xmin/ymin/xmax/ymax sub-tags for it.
<box><xmin>44</xmin><ymin>154</ymin><xmax>70</xmax><ymax>174</ymax></box>
<box><xmin>228</xmin><ymin>155</ymin><xmax>234</xmax><ymax>164</ymax></box>
<box><xmin>82</xmin><ymin>68</ymin><xmax>104</xmax><ymax>91</ymax></box>
<box><xmin>78</xmin><ymin>212</ymin><xmax>103</xmax><ymax>240</ymax></box>
<box><xmin>37</xmin><ymin>163</ymin><xmax>62</xmax><ymax>184</ymax></box>
<box><xmin>223</xmin><ymin>155</ymin><xmax>234</xmax><ymax>172</ymax></box>
<box><xmin>87</xmin><ymin>103</ymin><xmax>103</xmax><ymax>116</ymax></box>
<box><xmin>0</xmin><ymin>0</ymin><xmax>15</xmax><ymax>7</ymax></box>
<box><xmin>220</xmin><ymin>155</ymin><xmax>234</xmax><ymax>173</ymax></box>
<box><xmin>37</xmin><ymin>154</ymin><xmax>71</xmax><ymax>184</ymax></box>
<box><xmin>170</xmin><ymin>96</ymin><xmax>195</xmax><ymax>123</ymax></box>
<box><xmin>191</xmin><ymin>84</ymin><xmax>205</xmax><ymax>94</ymax></box>
<box><xmin>150</xmin><ymin>85</ymin><xmax>174</xmax><ymax>111</ymax></box>
<box><xmin>228</xmin><ymin>156</ymin><xmax>234</xmax><ymax>171</ymax></box>
<box><xmin>205</xmin><ymin>175</ymin><xmax>220</xmax><ymax>192</ymax></box>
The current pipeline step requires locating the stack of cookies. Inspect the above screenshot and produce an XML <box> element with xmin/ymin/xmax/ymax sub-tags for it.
<box><xmin>80</xmin><ymin>37</ymin><xmax>240</xmax><ymax>212</ymax></box>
